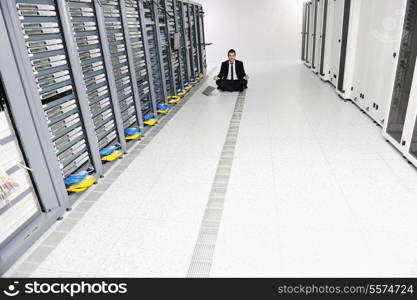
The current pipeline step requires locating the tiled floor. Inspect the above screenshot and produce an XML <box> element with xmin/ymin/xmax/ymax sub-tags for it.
<box><xmin>6</xmin><ymin>60</ymin><xmax>417</xmax><ymax>277</ymax></box>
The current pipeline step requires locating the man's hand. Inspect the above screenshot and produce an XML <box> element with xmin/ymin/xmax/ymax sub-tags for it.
<box><xmin>213</xmin><ymin>76</ymin><xmax>220</xmax><ymax>81</ymax></box>
<box><xmin>244</xmin><ymin>75</ymin><xmax>250</xmax><ymax>81</ymax></box>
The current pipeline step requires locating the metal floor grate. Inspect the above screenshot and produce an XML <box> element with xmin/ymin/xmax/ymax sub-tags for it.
<box><xmin>187</xmin><ymin>90</ymin><xmax>247</xmax><ymax>278</ymax></box>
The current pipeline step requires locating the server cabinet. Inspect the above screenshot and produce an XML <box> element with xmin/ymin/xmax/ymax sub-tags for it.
<box><xmin>156</xmin><ymin>0</ymin><xmax>176</xmax><ymax>101</ymax></box>
<box><xmin>301</xmin><ymin>2</ymin><xmax>307</xmax><ymax>62</ymax></box>
<box><xmin>182</xmin><ymin>2</ymin><xmax>196</xmax><ymax>76</ymax></box>
<box><xmin>176</xmin><ymin>0</ymin><xmax>191</xmax><ymax>84</ymax></box>
<box><xmin>308</xmin><ymin>0</ymin><xmax>318</xmax><ymax>71</ymax></box>
<box><xmin>327</xmin><ymin>0</ymin><xmax>345</xmax><ymax>87</ymax></box>
<box><xmin>304</xmin><ymin>1</ymin><xmax>312</xmax><ymax>67</ymax></box>
<box><xmin>195</xmin><ymin>3</ymin><xmax>206</xmax><ymax>75</ymax></box>
<box><xmin>351</xmin><ymin>0</ymin><xmax>406</xmax><ymax>124</ymax></box>
<box><xmin>335</xmin><ymin>0</ymin><xmax>359</xmax><ymax>100</ymax></box>
<box><xmin>317</xmin><ymin>0</ymin><xmax>329</xmax><ymax>77</ymax></box>
<box><xmin>161</xmin><ymin>0</ymin><xmax>182</xmax><ymax>96</ymax></box>
<box><xmin>99</xmin><ymin>0</ymin><xmax>144</xmax><ymax>139</ymax></box>
<box><xmin>312</xmin><ymin>0</ymin><xmax>323</xmax><ymax>74</ymax></box>
<box><xmin>142</xmin><ymin>0</ymin><xmax>168</xmax><ymax>109</ymax></box>
<box><xmin>319</xmin><ymin>0</ymin><xmax>334</xmax><ymax>81</ymax></box>
<box><xmin>124</xmin><ymin>0</ymin><xmax>157</xmax><ymax>121</ymax></box>
<box><xmin>383</xmin><ymin>0</ymin><xmax>417</xmax><ymax>155</ymax></box>
<box><xmin>65</xmin><ymin>0</ymin><xmax>126</xmax><ymax>157</ymax></box>
<box><xmin>188</xmin><ymin>2</ymin><xmax>200</xmax><ymax>79</ymax></box>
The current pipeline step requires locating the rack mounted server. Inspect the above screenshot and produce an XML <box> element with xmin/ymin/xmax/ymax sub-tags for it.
<box><xmin>0</xmin><ymin>0</ymin><xmax>206</xmax><ymax>274</ymax></box>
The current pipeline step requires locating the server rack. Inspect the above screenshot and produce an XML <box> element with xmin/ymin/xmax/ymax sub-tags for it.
<box><xmin>66</xmin><ymin>0</ymin><xmax>126</xmax><ymax>158</ymax></box>
<box><xmin>165</xmin><ymin>0</ymin><xmax>184</xmax><ymax>95</ymax></box>
<box><xmin>318</xmin><ymin>0</ymin><xmax>334</xmax><ymax>81</ymax></box>
<box><xmin>156</xmin><ymin>0</ymin><xmax>176</xmax><ymax>102</ymax></box>
<box><xmin>196</xmin><ymin>3</ymin><xmax>206</xmax><ymax>75</ymax></box>
<box><xmin>182</xmin><ymin>1</ymin><xmax>196</xmax><ymax>77</ymax></box>
<box><xmin>142</xmin><ymin>0</ymin><xmax>168</xmax><ymax>109</ymax></box>
<box><xmin>176</xmin><ymin>0</ymin><xmax>191</xmax><ymax>85</ymax></box>
<box><xmin>124</xmin><ymin>0</ymin><xmax>157</xmax><ymax>122</ymax></box>
<box><xmin>312</xmin><ymin>0</ymin><xmax>322</xmax><ymax>74</ymax></box>
<box><xmin>301</xmin><ymin>2</ymin><xmax>308</xmax><ymax>62</ymax></box>
<box><xmin>308</xmin><ymin>0</ymin><xmax>317</xmax><ymax>71</ymax></box>
<box><xmin>188</xmin><ymin>2</ymin><xmax>200</xmax><ymax>80</ymax></box>
<box><xmin>327</xmin><ymin>0</ymin><xmax>345</xmax><ymax>87</ymax></box>
<box><xmin>335</xmin><ymin>0</ymin><xmax>358</xmax><ymax>100</ymax></box>
<box><xmin>350</xmin><ymin>0</ymin><xmax>406</xmax><ymax>124</ymax></box>
<box><xmin>99</xmin><ymin>0</ymin><xmax>144</xmax><ymax>140</ymax></box>
<box><xmin>304</xmin><ymin>1</ymin><xmax>312</xmax><ymax>67</ymax></box>
<box><xmin>383</xmin><ymin>0</ymin><xmax>417</xmax><ymax>156</ymax></box>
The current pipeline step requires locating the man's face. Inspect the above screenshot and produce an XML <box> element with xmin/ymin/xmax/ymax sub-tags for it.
<box><xmin>228</xmin><ymin>52</ymin><xmax>236</xmax><ymax>62</ymax></box>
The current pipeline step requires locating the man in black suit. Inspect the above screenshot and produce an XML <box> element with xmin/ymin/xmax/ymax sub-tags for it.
<box><xmin>214</xmin><ymin>49</ymin><xmax>250</xmax><ymax>92</ymax></box>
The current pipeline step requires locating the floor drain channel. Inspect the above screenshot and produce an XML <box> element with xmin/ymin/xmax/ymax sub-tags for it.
<box><xmin>187</xmin><ymin>90</ymin><xmax>247</xmax><ymax>278</ymax></box>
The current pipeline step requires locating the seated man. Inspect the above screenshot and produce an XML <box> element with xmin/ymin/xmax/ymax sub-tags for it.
<box><xmin>213</xmin><ymin>49</ymin><xmax>250</xmax><ymax>92</ymax></box>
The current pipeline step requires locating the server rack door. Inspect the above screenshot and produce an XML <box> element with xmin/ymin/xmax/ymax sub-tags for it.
<box><xmin>313</xmin><ymin>0</ymin><xmax>323</xmax><ymax>72</ymax></box>
<box><xmin>305</xmin><ymin>2</ymin><xmax>311</xmax><ymax>66</ymax></box>
<box><xmin>385</xmin><ymin>0</ymin><xmax>417</xmax><ymax>145</ymax></box>
<box><xmin>365</xmin><ymin>0</ymin><xmax>407</xmax><ymax>124</ymax></box>
<box><xmin>337</xmin><ymin>0</ymin><xmax>363</xmax><ymax>100</ymax></box>
<box><xmin>310</xmin><ymin>0</ymin><xmax>318</xmax><ymax>71</ymax></box>
<box><xmin>318</xmin><ymin>0</ymin><xmax>328</xmax><ymax>76</ymax></box>
<box><xmin>124</xmin><ymin>0</ymin><xmax>157</xmax><ymax>118</ymax></box>
<box><xmin>99</xmin><ymin>0</ymin><xmax>143</xmax><ymax>139</ymax></box>
<box><xmin>350</xmin><ymin>0</ymin><xmax>372</xmax><ymax>109</ymax></box>
<box><xmin>329</xmin><ymin>0</ymin><xmax>345</xmax><ymax>87</ymax></box>
<box><xmin>336</xmin><ymin>0</ymin><xmax>353</xmax><ymax>95</ymax></box>
<box><xmin>319</xmin><ymin>0</ymin><xmax>335</xmax><ymax>81</ymax></box>
<box><xmin>301</xmin><ymin>2</ymin><xmax>307</xmax><ymax>62</ymax></box>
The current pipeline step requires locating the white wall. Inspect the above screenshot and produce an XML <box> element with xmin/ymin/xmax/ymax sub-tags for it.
<box><xmin>198</xmin><ymin>0</ymin><xmax>305</xmax><ymax>67</ymax></box>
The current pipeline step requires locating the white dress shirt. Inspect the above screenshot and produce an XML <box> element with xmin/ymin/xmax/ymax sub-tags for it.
<box><xmin>227</xmin><ymin>61</ymin><xmax>238</xmax><ymax>80</ymax></box>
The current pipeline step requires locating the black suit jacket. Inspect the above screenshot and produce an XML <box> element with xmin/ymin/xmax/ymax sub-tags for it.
<box><xmin>218</xmin><ymin>60</ymin><xmax>247</xmax><ymax>80</ymax></box>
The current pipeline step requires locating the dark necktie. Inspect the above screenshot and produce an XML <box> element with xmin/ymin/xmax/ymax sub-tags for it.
<box><xmin>231</xmin><ymin>63</ymin><xmax>234</xmax><ymax>80</ymax></box>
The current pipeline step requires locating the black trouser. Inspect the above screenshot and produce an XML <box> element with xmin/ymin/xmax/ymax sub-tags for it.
<box><xmin>216</xmin><ymin>79</ymin><xmax>247</xmax><ymax>92</ymax></box>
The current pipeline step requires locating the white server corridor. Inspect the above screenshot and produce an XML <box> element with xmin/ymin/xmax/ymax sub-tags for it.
<box><xmin>7</xmin><ymin>61</ymin><xmax>417</xmax><ymax>277</ymax></box>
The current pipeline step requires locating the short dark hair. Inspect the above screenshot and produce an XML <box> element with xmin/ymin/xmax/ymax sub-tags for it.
<box><xmin>228</xmin><ymin>49</ymin><xmax>236</xmax><ymax>55</ymax></box>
